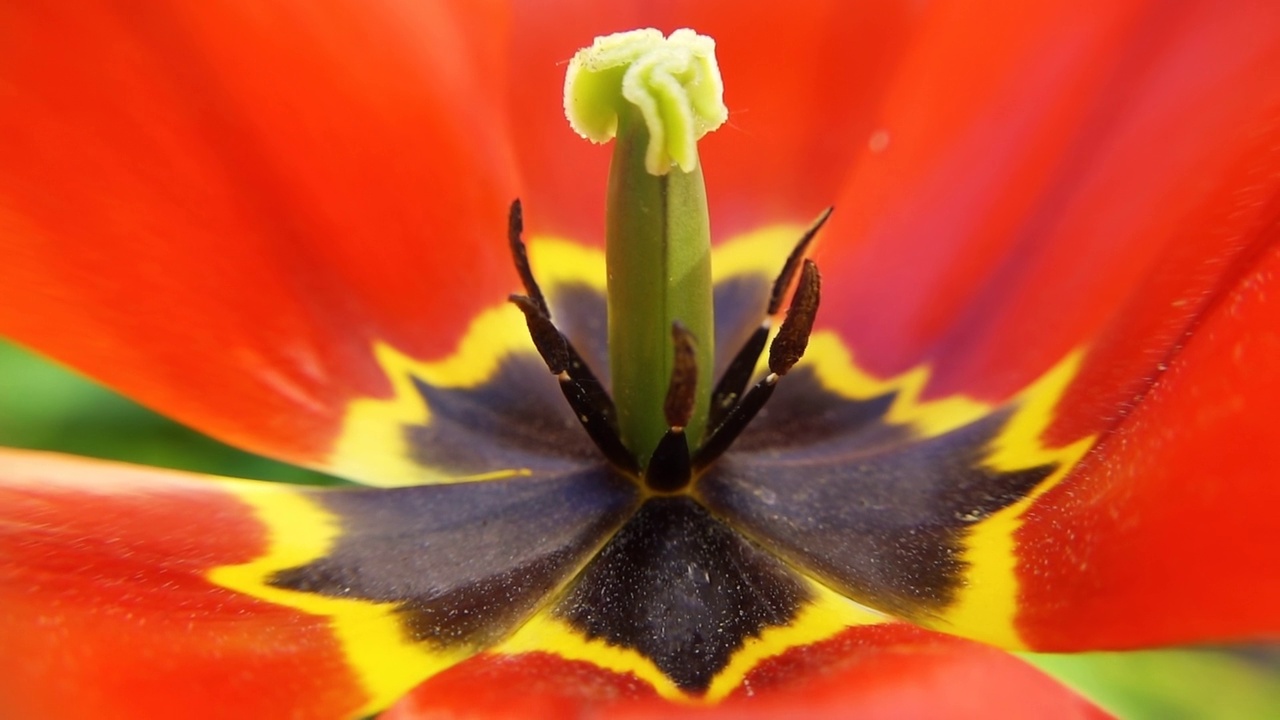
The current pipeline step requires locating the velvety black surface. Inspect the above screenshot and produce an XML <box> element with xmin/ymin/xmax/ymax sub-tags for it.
<box><xmin>726</xmin><ymin>366</ymin><xmax>906</xmax><ymax>454</ymax></box>
<box><xmin>272</xmin><ymin>471</ymin><xmax>638</xmax><ymax>647</ymax></box>
<box><xmin>708</xmin><ymin>275</ymin><xmax>772</xmax><ymax>381</ymax></box>
<box><xmin>406</xmin><ymin>354</ymin><xmax>601</xmax><ymax>476</ymax></box>
<box><xmin>547</xmin><ymin>284</ymin><xmax>611</xmax><ymax>387</ymax></box>
<box><xmin>297</xmin><ymin>273</ymin><xmax>1063</xmax><ymax>690</ymax></box>
<box><xmin>554</xmin><ymin>497</ymin><xmax>810</xmax><ymax>692</ymax></box>
<box><xmin>697</xmin><ymin>408</ymin><xmax>1055</xmax><ymax>619</ymax></box>
<box><xmin>547</xmin><ymin>276</ymin><xmax>772</xmax><ymax>392</ymax></box>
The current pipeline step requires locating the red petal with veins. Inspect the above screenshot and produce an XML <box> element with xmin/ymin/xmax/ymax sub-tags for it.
<box><xmin>1016</xmin><ymin>238</ymin><xmax>1280</xmax><ymax>650</ymax></box>
<box><xmin>386</xmin><ymin>625</ymin><xmax>1105</xmax><ymax>720</ymax></box>
<box><xmin>0</xmin><ymin>450</ymin><xmax>366</xmax><ymax>720</ymax></box>
<box><xmin>505</xmin><ymin>0</ymin><xmax>920</xmax><ymax>241</ymax></box>
<box><xmin>816</xmin><ymin>0</ymin><xmax>1280</xmax><ymax>425</ymax></box>
<box><xmin>797</xmin><ymin>0</ymin><xmax>1280</xmax><ymax>648</ymax></box>
<box><xmin>0</xmin><ymin>1</ymin><xmax>518</xmax><ymax>471</ymax></box>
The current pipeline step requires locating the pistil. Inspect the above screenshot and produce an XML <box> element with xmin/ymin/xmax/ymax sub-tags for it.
<box><xmin>510</xmin><ymin>29</ymin><xmax>830</xmax><ymax>487</ymax></box>
<box><xmin>564</xmin><ymin>28</ymin><xmax>727</xmax><ymax>468</ymax></box>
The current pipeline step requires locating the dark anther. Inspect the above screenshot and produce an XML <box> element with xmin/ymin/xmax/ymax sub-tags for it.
<box><xmin>696</xmin><ymin>215</ymin><xmax>828</xmax><ymax>471</ymax></box>
<box><xmin>510</xmin><ymin>290</ymin><xmax>622</xmax><ymax>438</ymax></box>
<box><xmin>509</xmin><ymin>294</ymin><xmax>569</xmax><ymax>374</ymax></box>
<box><xmin>768</xmin><ymin>260</ymin><xmax>821</xmax><ymax>376</ymax></box>
<box><xmin>645</xmin><ymin>428</ymin><xmax>692</xmax><ymax>492</ymax></box>
<box><xmin>767</xmin><ymin>207</ymin><xmax>832</xmax><ymax>315</ymax></box>
<box><xmin>506</xmin><ymin>198</ymin><xmax>828</xmax><ymax>482</ymax></box>
<box><xmin>664</xmin><ymin>322</ymin><xmax>699</xmax><ymax>430</ymax></box>
<box><xmin>693</xmin><ymin>374</ymin><xmax>777</xmax><ymax>470</ymax></box>
<box><xmin>710</xmin><ymin>210</ymin><xmax>830</xmax><ymax>430</ymax></box>
<box><xmin>508</xmin><ymin>199</ymin><xmax>550</xmax><ymax>317</ymax></box>
<box><xmin>508</xmin><ymin>200</ymin><xmax>638</xmax><ymax>474</ymax></box>
<box><xmin>648</xmin><ymin>323</ymin><xmax>698</xmax><ymax>492</ymax></box>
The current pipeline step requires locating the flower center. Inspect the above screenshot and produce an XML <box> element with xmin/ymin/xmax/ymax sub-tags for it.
<box><xmin>567</xmin><ymin>29</ymin><xmax>724</xmax><ymax>463</ymax></box>
<box><xmin>508</xmin><ymin>199</ymin><xmax>830</xmax><ymax>492</ymax></box>
<box><xmin>505</xmin><ymin>28</ymin><xmax>830</xmax><ymax>492</ymax></box>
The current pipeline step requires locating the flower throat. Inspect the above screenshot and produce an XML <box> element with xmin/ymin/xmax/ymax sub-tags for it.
<box><xmin>509</xmin><ymin>200</ymin><xmax>828</xmax><ymax>492</ymax></box>
<box><xmin>508</xmin><ymin>29</ymin><xmax>830</xmax><ymax>492</ymax></box>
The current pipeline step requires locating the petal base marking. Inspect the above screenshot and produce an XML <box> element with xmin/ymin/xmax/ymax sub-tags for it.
<box><xmin>492</xmin><ymin>577</ymin><xmax>886</xmax><ymax>704</ymax></box>
<box><xmin>327</xmin><ymin>227</ymin><xmax>811</xmax><ymax>488</ymax></box>
<box><xmin>941</xmin><ymin>353</ymin><xmax>1095</xmax><ymax>649</ymax></box>
<box><xmin>791</xmin><ymin>338</ymin><xmax>1095</xmax><ymax>648</ymax></box>
<box><xmin>208</xmin><ymin>484</ymin><xmax>465</xmax><ymax>716</ymax></box>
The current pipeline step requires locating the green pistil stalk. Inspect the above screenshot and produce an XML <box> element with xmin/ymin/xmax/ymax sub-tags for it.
<box><xmin>565</xmin><ymin>29</ymin><xmax>727</xmax><ymax>468</ymax></box>
<box><xmin>606</xmin><ymin>109</ymin><xmax>713</xmax><ymax>463</ymax></box>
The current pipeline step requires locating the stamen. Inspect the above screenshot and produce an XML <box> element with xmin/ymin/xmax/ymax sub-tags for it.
<box><xmin>708</xmin><ymin>210</ymin><xmax>830</xmax><ymax>431</ymax></box>
<box><xmin>645</xmin><ymin>428</ymin><xmax>692</xmax><ymax>492</ymax></box>
<box><xmin>507</xmin><ymin>199</ymin><xmax>550</xmax><ymax>317</ymax></box>
<box><xmin>648</xmin><ymin>323</ymin><xmax>698</xmax><ymax>492</ymax></box>
<box><xmin>767</xmin><ymin>207</ymin><xmax>832</xmax><ymax>315</ymax></box>
<box><xmin>561</xmin><ymin>338</ymin><xmax>636</xmax><ymax>472</ymax></box>
<box><xmin>509</xmin><ymin>294</ymin><xmax>569</xmax><ymax>375</ymax></box>
<box><xmin>707</xmin><ymin>326</ymin><xmax>768</xmax><ymax>430</ymax></box>
<box><xmin>508</xmin><ymin>201</ymin><xmax>638</xmax><ymax>475</ymax></box>
<box><xmin>562</xmin><ymin>343</ymin><xmax>618</xmax><ymax>428</ymax></box>
<box><xmin>695</xmin><ymin>259</ymin><xmax>822</xmax><ymax>470</ymax></box>
<box><xmin>560</xmin><ymin>374</ymin><xmax>641</xmax><ymax>475</ymax></box>
<box><xmin>693</xmin><ymin>375</ymin><xmax>777</xmax><ymax>471</ymax></box>
<box><xmin>768</xmin><ymin>260</ymin><xmax>821</xmax><ymax>376</ymax></box>
<box><xmin>664</xmin><ymin>322</ymin><xmax>699</xmax><ymax>430</ymax></box>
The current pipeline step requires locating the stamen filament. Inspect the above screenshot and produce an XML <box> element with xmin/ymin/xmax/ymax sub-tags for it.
<box><xmin>696</xmin><ymin>255</ymin><xmax>824</xmax><ymax>470</ymax></box>
<box><xmin>694</xmin><ymin>375</ymin><xmax>777</xmax><ymax>470</ymax></box>
<box><xmin>708</xmin><ymin>326</ymin><xmax>768</xmax><ymax>430</ymax></box>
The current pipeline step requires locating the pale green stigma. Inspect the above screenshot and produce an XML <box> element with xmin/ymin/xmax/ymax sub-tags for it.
<box><xmin>564</xmin><ymin>28</ymin><xmax>728</xmax><ymax>175</ymax></box>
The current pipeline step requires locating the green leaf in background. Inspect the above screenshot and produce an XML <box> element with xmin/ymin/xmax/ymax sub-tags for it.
<box><xmin>0</xmin><ymin>339</ymin><xmax>341</xmax><ymax>486</ymax></box>
<box><xmin>1022</xmin><ymin>646</ymin><xmax>1280</xmax><ymax>719</ymax></box>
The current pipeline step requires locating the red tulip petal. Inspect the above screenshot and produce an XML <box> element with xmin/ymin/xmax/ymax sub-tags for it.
<box><xmin>0</xmin><ymin>1</ymin><xmax>519</xmax><ymax>472</ymax></box>
<box><xmin>1015</xmin><ymin>238</ymin><xmax>1280</xmax><ymax>650</ymax></box>
<box><xmin>505</xmin><ymin>0</ymin><xmax>922</xmax><ymax>241</ymax></box>
<box><xmin>385</xmin><ymin>624</ymin><xmax>1106</xmax><ymax>720</ymax></box>
<box><xmin>816</xmin><ymin>0</ymin><xmax>1280</xmax><ymax>423</ymax></box>
<box><xmin>0</xmin><ymin>449</ymin><xmax>366</xmax><ymax>720</ymax></box>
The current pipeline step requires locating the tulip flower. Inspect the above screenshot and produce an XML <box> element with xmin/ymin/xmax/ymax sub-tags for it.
<box><xmin>2</xmin><ymin>1</ymin><xmax>1278</xmax><ymax>719</ymax></box>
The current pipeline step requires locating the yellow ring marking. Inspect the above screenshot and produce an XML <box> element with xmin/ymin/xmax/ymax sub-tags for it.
<box><xmin>803</xmin><ymin>334</ymin><xmax>993</xmax><ymax>439</ymax></box>
<box><xmin>323</xmin><ymin>223</ymin><xmax>1098</xmax><ymax>656</ymax></box>
<box><xmin>496</xmin><ymin>611</ymin><xmax>688</xmax><ymax>702</ymax></box>
<box><xmin>703</xmin><ymin>580</ymin><xmax>886</xmax><ymax>700</ymax></box>
<box><xmin>208</xmin><ymin>482</ymin><xmax>466</xmax><ymax>716</ymax></box>
<box><xmin>327</xmin><ymin>227</ymin><xmax>809</xmax><ymax>488</ymax></box>
<box><xmin>492</xmin><ymin>574</ymin><xmax>886</xmax><ymax>704</ymax></box>
<box><xmin>932</xmin><ymin>351</ymin><xmax>1095</xmax><ymax>649</ymax></box>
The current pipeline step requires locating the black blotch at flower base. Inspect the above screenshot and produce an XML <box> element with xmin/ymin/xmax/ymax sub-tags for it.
<box><xmin>269</xmin><ymin>263</ymin><xmax>1056</xmax><ymax>692</ymax></box>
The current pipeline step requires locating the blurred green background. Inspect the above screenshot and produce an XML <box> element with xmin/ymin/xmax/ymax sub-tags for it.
<box><xmin>1</xmin><ymin>337</ymin><xmax>1276</xmax><ymax>718</ymax></box>
<box><xmin>0</xmin><ymin>338</ymin><xmax>339</xmax><ymax>485</ymax></box>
